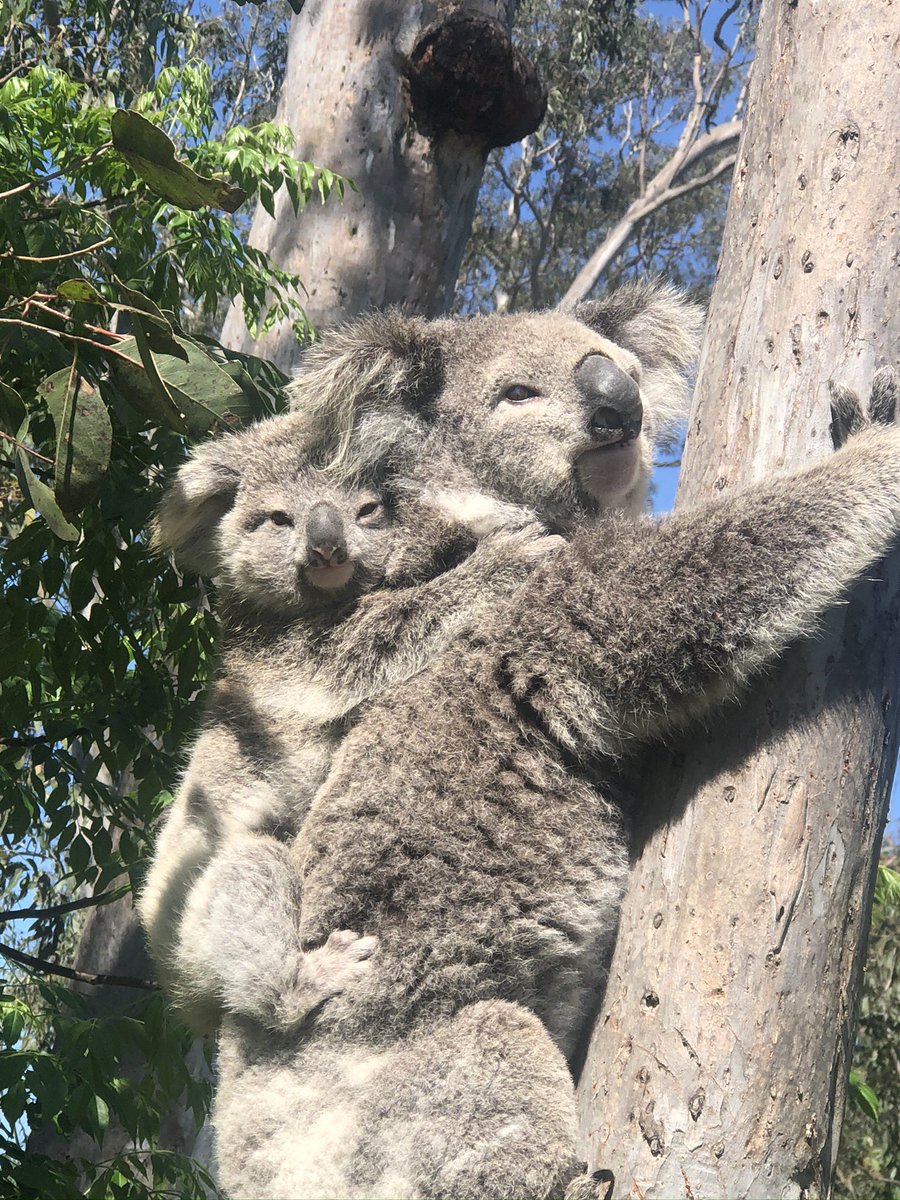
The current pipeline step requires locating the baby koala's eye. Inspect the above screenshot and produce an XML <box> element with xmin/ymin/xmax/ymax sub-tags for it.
<box><xmin>356</xmin><ymin>498</ymin><xmax>384</xmax><ymax>524</ymax></box>
<box><xmin>267</xmin><ymin>511</ymin><xmax>294</xmax><ymax>527</ymax></box>
<box><xmin>503</xmin><ymin>384</ymin><xmax>540</xmax><ymax>405</ymax></box>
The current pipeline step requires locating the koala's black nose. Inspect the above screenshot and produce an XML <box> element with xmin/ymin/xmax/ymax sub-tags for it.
<box><xmin>576</xmin><ymin>355</ymin><xmax>643</xmax><ymax>445</ymax></box>
<box><xmin>306</xmin><ymin>501</ymin><xmax>348</xmax><ymax>566</ymax></box>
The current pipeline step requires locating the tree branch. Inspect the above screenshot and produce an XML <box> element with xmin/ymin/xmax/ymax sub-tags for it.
<box><xmin>559</xmin><ymin>120</ymin><xmax>741</xmax><ymax>308</ymax></box>
<box><xmin>0</xmin><ymin>235</ymin><xmax>114</xmax><ymax>263</ymax></box>
<box><xmin>0</xmin><ymin>941</ymin><xmax>157</xmax><ymax>990</ymax></box>
<box><xmin>0</xmin><ymin>887</ymin><xmax>129</xmax><ymax>923</ymax></box>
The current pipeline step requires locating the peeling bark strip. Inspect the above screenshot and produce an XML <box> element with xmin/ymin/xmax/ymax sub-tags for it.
<box><xmin>406</xmin><ymin>10</ymin><xmax>546</xmax><ymax>147</ymax></box>
<box><xmin>576</xmin><ymin>1</ymin><xmax>900</xmax><ymax>1198</ymax></box>
<box><xmin>219</xmin><ymin>0</ymin><xmax>543</xmax><ymax>370</ymax></box>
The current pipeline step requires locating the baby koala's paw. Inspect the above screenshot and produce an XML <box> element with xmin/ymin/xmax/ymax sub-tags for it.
<box><xmin>308</xmin><ymin>928</ymin><xmax>379</xmax><ymax>997</ymax></box>
<box><xmin>274</xmin><ymin>930</ymin><xmax>378</xmax><ymax>1030</ymax></box>
<box><xmin>830</xmin><ymin>366</ymin><xmax>898</xmax><ymax>448</ymax></box>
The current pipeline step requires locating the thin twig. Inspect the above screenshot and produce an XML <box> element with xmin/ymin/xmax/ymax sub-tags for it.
<box><xmin>0</xmin><ymin>941</ymin><xmax>158</xmax><ymax>990</ymax></box>
<box><xmin>1</xmin><ymin>235</ymin><xmax>113</xmax><ymax>263</ymax></box>
<box><xmin>27</xmin><ymin>300</ymin><xmax>126</xmax><ymax>340</ymax></box>
<box><xmin>0</xmin><ymin>887</ymin><xmax>129</xmax><ymax>923</ymax></box>
<box><xmin>0</xmin><ymin>316</ymin><xmax>139</xmax><ymax>363</ymax></box>
<box><xmin>0</xmin><ymin>429</ymin><xmax>54</xmax><ymax>465</ymax></box>
<box><xmin>0</xmin><ymin>142</ymin><xmax>113</xmax><ymax>202</ymax></box>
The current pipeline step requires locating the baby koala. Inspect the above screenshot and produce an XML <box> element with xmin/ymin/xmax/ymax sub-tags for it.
<box><xmin>138</xmin><ymin>410</ymin><xmax>560</xmax><ymax>1035</ymax></box>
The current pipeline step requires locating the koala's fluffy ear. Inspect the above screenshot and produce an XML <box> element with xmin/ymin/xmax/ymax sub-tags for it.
<box><xmin>152</xmin><ymin>437</ymin><xmax>243</xmax><ymax>575</ymax></box>
<box><xmin>286</xmin><ymin>312</ymin><xmax>444</xmax><ymax>477</ymax></box>
<box><xmin>574</xmin><ymin>280</ymin><xmax>704</xmax><ymax>446</ymax></box>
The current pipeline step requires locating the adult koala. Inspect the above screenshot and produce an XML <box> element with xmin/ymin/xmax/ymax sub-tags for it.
<box><xmin>205</xmin><ymin>283</ymin><xmax>900</xmax><ymax>1200</ymax></box>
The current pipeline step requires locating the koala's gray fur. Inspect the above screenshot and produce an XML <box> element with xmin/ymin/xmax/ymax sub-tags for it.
<box><xmin>212</xmin><ymin>286</ymin><xmax>900</xmax><ymax>1200</ymax></box>
<box><xmin>146</xmin><ymin>281</ymin><xmax>900</xmax><ymax>1200</ymax></box>
<box><xmin>138</xmin><ymin>410</ymin><xmax>558</xmax><ymax>1035</ymax></box>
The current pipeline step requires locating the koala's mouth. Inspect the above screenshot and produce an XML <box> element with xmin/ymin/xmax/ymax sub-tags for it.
<box><xmin>304</xmin><ymin>562</ymin><xmax>356</xmax><ymax>591</ymax></box>
<box><xmin>575</xmin><ymin>440</ymin><xmax>641</xmax><ymax>500</ymax></box>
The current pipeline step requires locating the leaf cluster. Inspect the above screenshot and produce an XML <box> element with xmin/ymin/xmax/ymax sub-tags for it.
<box><xmin>836</xmin><ymin>851</ymin><xmax>900</xmax><ymax>1199</ymax></box>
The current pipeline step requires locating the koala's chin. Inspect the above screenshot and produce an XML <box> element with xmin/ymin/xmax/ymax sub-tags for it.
<box><xmin>574</xmin><ymin>440</ymin><xmax>644</xmax><ymax>504</ymax></box>
<box><xmin>304</xmin><ymin>562</ymin><xmax>356</xmax><ymax>592</ymax></box>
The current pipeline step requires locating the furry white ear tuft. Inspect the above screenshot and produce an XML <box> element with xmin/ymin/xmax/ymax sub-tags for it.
<box><xmin>153</xmin><ymin>440</ymin><xmax>242</xmax><ymax>575</ymax></box>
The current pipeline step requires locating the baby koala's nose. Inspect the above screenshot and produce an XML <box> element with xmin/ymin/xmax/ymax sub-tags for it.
<box><xmin>305</xmin><ymin>502</ymin><xmax>349</xmax><ymax>567</ymax></box>
<box><xmin>308</xmin><ymin>541</ymin><xmax>348</xmax><ymax>567</ymax></box>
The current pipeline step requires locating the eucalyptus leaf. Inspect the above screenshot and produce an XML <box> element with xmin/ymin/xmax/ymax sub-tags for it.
<box><xmin>0</xmin><ymin>381</ymin><xmax>27</xmax><ymax>431</ymax></box>
<box><xmin>849</xmin><ymin>1072</ymin><xmax>880</xmax><ymax>1122</ymax></box>
<box><xmin>108</xmin><ymin>332</ymin><xmax>255</xmax><ymax>436</ymax></box>
<box><xmin>58</xmin><ymin>279</ymin><xmax>106</xmax><ymax>304</ymax></box>
<box><xmin>132</xmin><ymin>319</ymin><xmax>190</xmax><ymax>435</ymax></box>
<box><xmin>111</xmin><ymin>110</ymin><xmax>247</xmax><ymax>212</ymax></box>
<box><xmin>39</xmin><ymin>364</ymin><xmax>113</xmax><ymax>512</ymax></box>
<box><xmin>14</xmin><ymin>444</ymin><xmax>79</xmax><ymax>542</ymax></box>
<box><xmin>112</xmin><ymin>278</ymin><xmax>189</xmax><ymax>359</ymax></box>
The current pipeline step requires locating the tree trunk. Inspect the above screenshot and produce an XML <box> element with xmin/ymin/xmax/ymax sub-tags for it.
<box><xmin>576</xmin><ymin>2</ymin><xmax>900</xmax><ymax>1197</ymax></box>
<box><xmin>219</xmin><ymin>0</ymin><xmax>545</xmax><ymax>368</ymax></box>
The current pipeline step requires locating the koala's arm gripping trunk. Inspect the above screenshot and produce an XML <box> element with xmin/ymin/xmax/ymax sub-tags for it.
<box><xmin>499</xmin><ymin>425</ymin><xmax>900</xmax><ymax>757</ymax></box>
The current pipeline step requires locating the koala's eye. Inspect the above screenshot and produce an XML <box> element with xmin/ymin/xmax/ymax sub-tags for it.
<box><xmin>503</xmin><ymin>384</ymin><xmax>540</xmax><ymax>405</ymax></box>
<box><xmin>356</xmin><ymin>499</ymin><xmax>384</xmax><ymax>523</ymax></box>
<box><xmin>267</xmin><ymin>511</ymin><xmax>294</xmax><ymax>527</ymax></box>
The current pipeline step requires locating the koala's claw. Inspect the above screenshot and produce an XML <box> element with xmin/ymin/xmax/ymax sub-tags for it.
<box><xmin>830</xmin><ymin>367</ymin><xmax>898</xmax><ymax>449</ymax></box>
<box><xmin>562</xmin><ymin>1167</ymin><xmax>615</xmax><ymax>1200</ymax></box>
<box><xmin>271</xmin><ymin>930</ymin><xmax>378</xmax><ymax>1031</ymax></box>
<box><xmin>869</xmin><ymin>366</ymin><xmax>898</xmax><ymax>426</ymax></box>
<box><xmin>309</xmin><ymin>928</ymin><xmax>379</xmax><ymax>996</ymax></box>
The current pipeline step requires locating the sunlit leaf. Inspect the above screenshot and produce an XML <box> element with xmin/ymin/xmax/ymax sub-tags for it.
<box><xmin>57</xmin><ymin>279</ymin><xmax>106</xmax><ymax>304</ymax></box>
<box><xmin>111</xmin><ymin>109</ymin><xmax>247</xmax><ymax>212</ymax></box>
<box><xmin>848</xmin><ymin>1070</ymin><xmax>880</xmax><ymax>1122</ymax></box>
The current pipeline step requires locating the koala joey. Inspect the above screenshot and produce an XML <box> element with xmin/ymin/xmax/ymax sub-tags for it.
<box><xmin>210</xmin><ymin>286</ymin><xmax>900</xmax><ymax>1200</ymax></box>
<box><xmin>138</xmin><ymin>410</ymin><xmax>559</xmax><ymax>1035</ymax></box>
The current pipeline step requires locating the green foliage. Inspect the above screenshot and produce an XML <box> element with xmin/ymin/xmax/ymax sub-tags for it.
<box><xmin>836</xmin><ymin>851</ymin><xmax>900</xmax><ymax>1198</ymax></box>
<box><xmin>0</xmin><ymin>1</ymin><xmax>346</xmax><ymax>1195</ymax></box>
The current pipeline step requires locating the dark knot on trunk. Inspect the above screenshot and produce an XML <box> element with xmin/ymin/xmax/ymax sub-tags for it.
<box><xmin>406</xmin><ymin>10</ymin><xmax>546</xmax><ymax>149</ymax></box>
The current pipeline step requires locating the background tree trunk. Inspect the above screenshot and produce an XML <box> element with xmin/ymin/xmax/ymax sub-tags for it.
<box><xmin>576</xmin><ymin>2</ymin><xmax>900</xmax><ymax>1197</ymax></box>
<box><xmin>219</xmin><ymin>0</ymin><xmax>545</xmax><ymax>368</ymax></box>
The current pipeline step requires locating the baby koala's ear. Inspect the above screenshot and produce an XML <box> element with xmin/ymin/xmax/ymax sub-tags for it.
<box><xmin>152</xmin><ymin>436</ymin><xmax>243</xmax><ymax>575</ymax></box>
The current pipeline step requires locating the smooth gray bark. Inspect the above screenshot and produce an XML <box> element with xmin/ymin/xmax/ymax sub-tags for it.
<box><xmin>576</xmin><ymin>2</ymin><xmax>900</xmax><ymax>1197</ymax></box>
<box><xmin>219</xmin><ymin>0</ymin><xmax>544</xmax><ymax>368</ymax></box>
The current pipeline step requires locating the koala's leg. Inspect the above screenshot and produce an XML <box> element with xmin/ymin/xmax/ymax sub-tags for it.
<box><xmin>216</xmin><ymin>1002</ymin><xmax>601</xmax><ymax>1200</ymax></box>
<box><xmin>137</xmin><ymin>772</ymin><xmax>227</xmax><ymax>1034</ymax></box>
<box><xmin>361</xmin><ymin>1001</ymin><xmax>584</xmax><ymax>1200</ymax></box>
<box><xmin>178</xmin><ymin>833</ymin><xmax>377</xmax><ymax>1032</ymax></box>
<box><xmin>137</xmin><ymin>720</ymin><xmax>288</xmax><ymax>1033</ymax></box>
<box><xmin>502</xmin><ymin>371</ymin><xmax>900</xmax><ymax>752</ymax></box>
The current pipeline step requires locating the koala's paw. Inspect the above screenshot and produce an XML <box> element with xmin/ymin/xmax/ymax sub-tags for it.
<box><xmin>310</xmin><ymin>929</ymin><xmax>379</xmax><ymax>996</ymax></box>
<box><xmin>563</xmin><ymin>1167</ymin><xmax>615</xmax><ymax>1200</ymax></box>
<box><xmin>275</xmin><ymin>930</ymin><xmax>378</xmax><ymax>1029</ymax></box>
<box><xmin>830</xmin><ymin>367</ymin><xmax>898</xmax><ymax>449</ymax></box>
<box><xmin>489</xmin><ymin>523</ymin><xmax>567</xmax><ymax>563</ymax></box>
